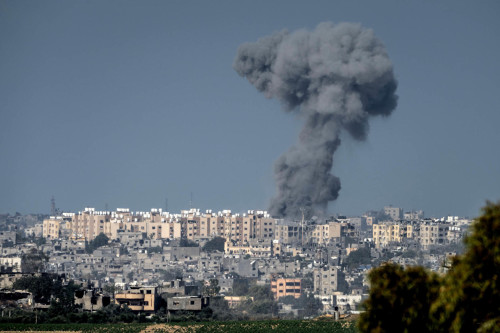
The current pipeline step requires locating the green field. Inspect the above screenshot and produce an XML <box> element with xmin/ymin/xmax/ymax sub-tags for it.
<box><xmin>0</xmin><ymin>320</ymin><xmax>358</xmax><ymax>332</ymax></box>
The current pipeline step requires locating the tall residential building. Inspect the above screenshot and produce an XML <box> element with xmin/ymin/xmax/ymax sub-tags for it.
<box><xmin>419</xmin><ymin>222</ymin><xmax>448</xmax><ymax>249</ymax></box>
<box><xmin>274</xmin><ymin>221</ymin><xmax>302</xmax><ymax>245</ymax></box>
<box><xmin>384</xmin><ymin>206</ymin><xmax>403</xmax><ymax>220</ymax></box>
<box><xmin>372</xmin><ymin>222</ymin><xmax>414</xmax><ymax>248</ymax></box>
<box><xmin>314</xmin><ymin>266</ymin><xmax>347</xmax><ymax>296</ymax></box>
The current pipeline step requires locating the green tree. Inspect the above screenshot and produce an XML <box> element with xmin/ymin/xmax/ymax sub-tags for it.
<box><xmin>34</xmin><ymin>237</ymin><xmax>46</xmax><ymax>247</ymax></box>
<box><xmin>203</xmin><ymin>279</ymin><xmax>220</xmax><ymax>297</ymax></box>
<box><xmin>231</xmin><ymin>278</ymin><xmax>250</xmax><ymax>296</ymax></box>
<box><xmin>360</xmin><ymin>202</ymin><xmax>500</xmax><ymax>333</ymax></box>
<box><xmin>85</xmin><ymin>233</ymin><xmax>109</xmax><ymax>253</ymax></box>
<box><xmin>13</xmin><ymin>274</ymin><xmax>54</xmax><ymax>303</ymax></box>
<box><xmin>202</xmin><ymin>237</ymin><xmax>225</xmax><ymax>253</ymax></box>
<box><xmin>359</xmin><ymin>264</ymin><xmax>441</xmax><ymax>332</ymax></box>
<box><xmin>148</xmin><ymin>246</ymin><xmax>163</xmax><ymax>254</ymax></box>
<box><xmin>21</xmin><ymin>248</ymin><xmax>48</xmax><ymax>273</ymax></box>
<box><xmin>344</xmin><ymin>247</ymin><xmax>371</xmax><ymax>270</ymax></box>
<box><xmin>103</xmin><ymin>283</ymin><xmax>122</xmax><ymax>295</ymax></box>
<box><xmin>48</xmin><ymin>280</ymin><xmax>80</xmax><ymax>318</ymax></box>
<box><xmin>179</xmin><ymin>238</ymin><xmax>198</xmax><ymax>247</ymax></box>
<box><xmin>246</xmin><ymin>284</ymin><xmax>278</xmax><ymax>316</ymax></box>
<box><xmin>208</xmin><ymin>296</ymin><xmax>232</xmax><ymax>320</ymax></box>
<box><xmin>430</xmin><ymin>202</ymin><xmax>500</xmax><ymax>332</ymax></box>
<box><xmin>280</xmin><ymin>293</ymin><xmax>323</xmax><ymax>317</ymax></box>
<box><xmin>248</xmin><ymin>284</ymin><xmax>274</xmax><ymax>302</ymax></box>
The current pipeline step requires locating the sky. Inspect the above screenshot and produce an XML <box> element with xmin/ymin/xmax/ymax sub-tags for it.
<box><xmin>1</xmin><ymin>0</ymin><xmax>499</xmax><ymax>218</ymax></box>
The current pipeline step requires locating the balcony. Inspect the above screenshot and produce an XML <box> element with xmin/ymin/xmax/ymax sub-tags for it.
<box><xmin>128</xmin><ymin>305</ymin><xmax>144</xmax><ymax>311</ymax></box>
<box><xmin>115</xmin><ymin>293</ymin><xmax>145</xmax><ymax>300</ymax></box>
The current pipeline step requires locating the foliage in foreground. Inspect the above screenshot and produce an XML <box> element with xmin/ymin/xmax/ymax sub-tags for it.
<box><xmin>0</xmin><ymin>319</ymin><xmax>357</xmax><ymax>333</ymax></box>
<box><xmin>359</xmin><ymin>202</ymin><xmax>500</xmax><ymax>333</ymax></box>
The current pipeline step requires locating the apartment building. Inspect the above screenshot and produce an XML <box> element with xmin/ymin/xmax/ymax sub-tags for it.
<box><xmin>69</xmin><ymin>208</ymin><xmax>110</xmax><ymax>240</ymax></box>
<box><xmin>310</xmin><ymin>221</ymin><xmax>358</xmax><ymax>245</ymax></box>
<box><xmin>404</xmin><ymin>210</ymin><xmax>424</xmax><ymax>220</ymax></box>
<box><xmin>53</xmin><ymin>207</ymin><xmax>278</xmax><ymax>246</ymax></box>
<box><xmin>43</xmin><ymin>218</ymin><xmax>62</xmax><ymax>239</ymax></box>
<box><xmin>224</xmin><ymin>239</ymin><xmax>272</xmax><ymax>257</ymax></box>
<box><xmin>223</xmin><ymin>210</ymin><xmax>274</xmax><ymax>244</ymax></box>
<box><xmin>419</xmin><ymin>222</ymin><xmax>448</xmax><ymax>249</ymax></box>
<box><xmin>372</xmin><ymin>222</ymin><xmax>414</xmax><ymax>248</ymax></box>
<box><xmin>314</xmin><ymin>266</ymin><xmax>347</xmax><ymax>296</ymax></box>
<box><xmin>384</xmin><ymin>206</ymin><xmax>403</xmax><ymax>220</ymax></box>
<box><xmin>275</xmin><ymin>221</ymin><xmax>302</xmax><ymax>245</ymax></box>
<box><xmin>271</xmin><ymin>277</ymin><xmax>302</xmax><ymax>299</ymax></box>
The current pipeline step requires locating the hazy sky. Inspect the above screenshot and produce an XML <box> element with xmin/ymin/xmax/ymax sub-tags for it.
<box><xmin>1</xmin><ymin>1</ymin><xmax>499</xmax><ymax>218</ymax></box>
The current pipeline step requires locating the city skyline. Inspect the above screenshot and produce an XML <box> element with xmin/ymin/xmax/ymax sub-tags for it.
<box><xmin>1</xmin><ymin>1</ymin><xmax>499</xmax><ymax>218</ymax></box>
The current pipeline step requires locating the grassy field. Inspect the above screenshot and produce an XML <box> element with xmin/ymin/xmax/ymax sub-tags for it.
<box><xmin>0</xmin><ymin>320</ymin><xmax>358</xmax><ymax>332</ymax></box>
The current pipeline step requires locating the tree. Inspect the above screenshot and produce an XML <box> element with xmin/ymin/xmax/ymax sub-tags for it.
<box><xmin>359</xmin><ymin>264</ymin><xmax>441</xmax><ymax>332</ymax></box>
<box><xmin>280</xmin><ymin>293</ymin><xmax>323</xmax><ymax>317</ymax></box>
<box><xmin>48</xmin><ymin>280</ymin><xmax>80</xmax><ymax>317</ymax></box>
<box><xmin>2</xmin><ymin>239</ymin><xmax>14</xmax><ymax>247</ymax></box>
<box><xmin>103</xmin><ymin>284</ymin><xmax>121</xmax><ymax>295</ymax></box>
<box><xmin>344</xmin><ymin>247</ymin><xmax>371</xmax><ymax>270</ymax></box>
<box><xmin>208</xmin><ymin>296</ymin><xmax>231</xmax><ymax>320</ymax></box>
<box><xmin>159</xmin><ymin>268</ymin><xmax>183</xmax><ymax>281</ymax></box>
<box><xmin>430</xmin><ymin>202</ymin><xmax>500</xmax><ymax>332</ymax></box>
<box><xmin>248</xmin><ymin>284</ymin><xmax>274</xmax><ymax>302</ymax></box>
<box><xmin>85</xmin><ymin>233</ymin><xmax>109</xmax><ymax>253</ymax></box>
<box><xmin>179</xmin><ymin>238</ymin><xmax>198</xmax><ymax>247</ymax></box>
<box><xmin>13</xmin><ymin>274</ymin><xmax>55</xmax><ymax>303</ymax></box>
<box><xmin>245</xmin><ymin>284</ymin><xmax>278</xmax><ymax>316</ymax></box>
<box><xmin>34</xmin><ymin>237</ymin><xmax>46</xmax><ymax>247</ymax></box>
<box><xmin>359</xmin><ymin>202</ymin><xmax>500</xmax><ymax>333</ymax></box>
<box><xmin>148</xmin><ymin>246</ymin><xmax>163</xmax><ymax>254</ymax></box>
<box><xmin>231</xmin><ymin>278</ymin><xmax>250</xmax><ymax>296</ymax></box>
<box><xmin>202</xmin><ymin>237</ymin><xmax>225</xmax><ymax>253</ymax></box>
<box><xmin>203</xmin><ymin>279</ymin><xmax>220</xmax><ymax>297</ymax></box>
<box><xmin>21</xmin><ymin>248</ymin><xmax>48</xmax><ymax>273</ymax></box>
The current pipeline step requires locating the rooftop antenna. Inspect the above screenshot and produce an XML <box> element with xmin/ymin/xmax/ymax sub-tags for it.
<box><xmin>165</xmin><ymin>198</ymin><xmax>168</xmax><ymax>212</ymax></box>
<box><xmin>51</xmin><ymin>196</ymin><xmax>56</xmax><ymax>216</ymax></box>
<box><xmin>190</xmin><ymin>192</ymin><xmax>193</xmax><ymax>208</ymax></box>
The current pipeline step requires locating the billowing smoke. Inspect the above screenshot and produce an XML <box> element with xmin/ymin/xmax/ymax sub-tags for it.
<box><xmin>233</xmin><ymin>22</ymin><xmax>398</xmax><ymax>218</ymax></box>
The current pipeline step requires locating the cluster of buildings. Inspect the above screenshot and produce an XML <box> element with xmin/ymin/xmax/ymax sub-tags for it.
<box><xmin>0</xmin><ymin>205</ymin><xmax>471</xmax><ymax>317</ymax></box>
<box><xmin>42</xmin><ymin>206</ymin><xmax>468</xmax><ymax>252</ymax></box>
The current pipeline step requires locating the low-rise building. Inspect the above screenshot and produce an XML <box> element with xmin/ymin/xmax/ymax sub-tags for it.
<box><xmin>74</xmin><ymin>289</ymin><xmax>111</xmax><ymax>311</ymax></box>
<box><xmin>167</xmin><ymin>296</ymin><xmax>209</xmax><ymax>312</ymax></box>
<box><xmin>271</xmin><ymin>277</ymin><xmax>302</xmax><ymax>300</ymax></box>
<box><xmin>115</xmin><ymin>286</ymin><xmax>158</xmax><ymax>313</ymax></box>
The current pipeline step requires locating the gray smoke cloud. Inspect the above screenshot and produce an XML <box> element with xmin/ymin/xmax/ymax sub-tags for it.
<box><xmin>233</xmin><ymin>22</ymin><xmax>398</xmax><ymax>218</ymax></box>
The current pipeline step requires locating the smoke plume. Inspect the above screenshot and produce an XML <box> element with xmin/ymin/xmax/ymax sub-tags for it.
<box><xmin>233</xmin><ymin>22</ymin><xmax>398</xmax><ymax>218</ymax></box>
